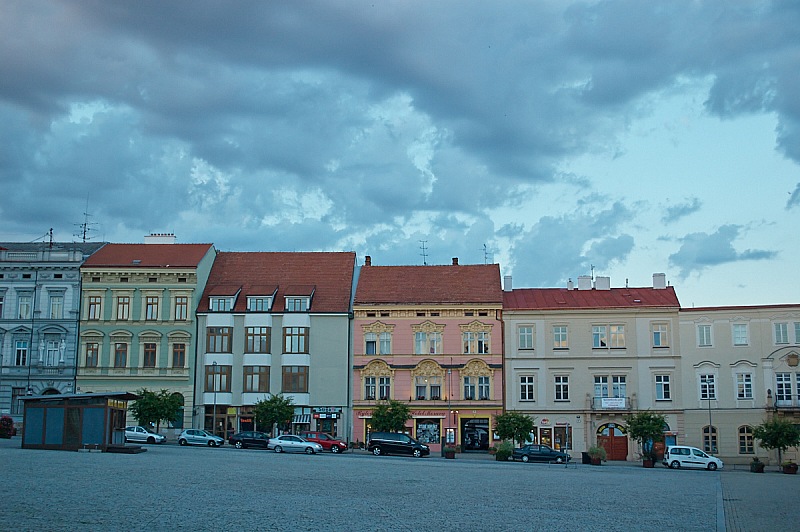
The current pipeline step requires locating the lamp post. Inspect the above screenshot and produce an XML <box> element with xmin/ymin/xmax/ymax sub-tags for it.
<box><xmin>212</xmin><ymin>361</ymin><xmax>218</xmax><ymax>438</ymax></box>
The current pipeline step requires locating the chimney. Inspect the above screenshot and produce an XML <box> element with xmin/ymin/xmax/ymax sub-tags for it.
<box><xmin>567</xmin><ymin>278</ymin><xmax>574</xmax><ymax>290</ymax></box>
<box><xmin>364</xmin><ymin>255</ymin><xmax>371</xmax><ymax>267</ymax></box>
<box><xmin>144</xmin><ymin>233</ymin><xmax>176</xmax><ymax>244</ymax></box>
<box><xmin>504</xmin><ymin>275</ymin><xmax>512</xmax><ymax>292</ymax></box>
<box><xmin>653</xmin><ymin>273</ymin><xmax>666</xmax><ymax>289</ymax></box>
<box><xmin>595</xmin><ymin>276</ymin><xmax>611</xmax><ymax>290</ymax></box>
<box><xmin>577</xmin><ymin>275</ymin><xmax>592</xmax><ymax>290</ymax></box>
<box><xmin>452</xmin><ymin>257</ymin><xmax>459</xmax><ymax>265</ymax></box>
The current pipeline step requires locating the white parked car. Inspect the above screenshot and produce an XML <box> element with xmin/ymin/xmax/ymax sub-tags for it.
<box><xmin>663</xmin><ymin>445</ymin><xmax>723</xmax><ymax>470</ymax></box>
<box><xmin>125</xmin><ymin>426</ymin><xmax>166</xmax><ymax>444</ymax></box>
<box><xmin>178</xmin><ymin>429</ymin><xmax>225</xmax><ymax>447</ymax></box>
<box><xmin>267</xmin><ymin>435</ymin><xmax>323</xmax><ymax>454</ymax></box>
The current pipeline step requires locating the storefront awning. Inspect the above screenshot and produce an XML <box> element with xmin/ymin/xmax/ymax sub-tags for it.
<box><xmin>292</xmin><ymin>414</ymin><xmax>311</xmax><ymax>424</ymax></box>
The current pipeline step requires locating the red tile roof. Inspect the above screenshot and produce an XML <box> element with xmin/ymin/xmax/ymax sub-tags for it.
<box><xmin>355</xmin><ymin>264</ymin><xmax>502</xmax><ymax>305</ymax></box>
<box><xmin>503</xmin><ymin>286</ymin><xmax>680</xmax><ymax>310</ymax></box>
<box><xmin>81</xmin><ymin>243</ymin><xmax>214</xmax><ymax>268</ymax></box>
<box><xmin>200</xmin><ymin>252</ymin><xmax>355</xmax><ymax>313</ymax></box>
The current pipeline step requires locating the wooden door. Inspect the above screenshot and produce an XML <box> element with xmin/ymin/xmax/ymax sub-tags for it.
<box><xmin>598</xmin><ymin>434</ymin><xmax>628</xmax><ymax>460</ymax></box>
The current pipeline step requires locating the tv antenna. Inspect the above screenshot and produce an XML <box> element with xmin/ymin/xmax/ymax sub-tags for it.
<box><xmin>419</xmin><ymin>240</ymin><xmax>428</xmax><ymax>266</ymax></box>
<box><xmin>482</xmin><ymin>243</ymin><xmax>495</xmax><ymax>264</ymax></box>
<box><xmin>74</xmin><ymin>198</ymin><xmax>99</xmax><ymax>242</ymax></box>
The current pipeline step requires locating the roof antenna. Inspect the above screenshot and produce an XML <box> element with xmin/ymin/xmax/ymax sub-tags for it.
<box><xmin>73</xmin><ymin>196</ymin><xmax>98</xmax><ymax>243</ymax></box>
<box><xmin>419</xmin><ymin>240</ymin><xmax>428</xmax><ymax>266</ymax></box>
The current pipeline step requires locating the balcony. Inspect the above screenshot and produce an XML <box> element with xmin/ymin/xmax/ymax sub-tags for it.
<box><xmin>591</xmin><ymin>397</ymin><xmax>631</xmax><ymax>410</ymax></box>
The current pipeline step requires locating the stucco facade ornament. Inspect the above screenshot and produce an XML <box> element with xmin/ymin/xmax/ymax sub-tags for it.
<box><xmin>361</xmin><ymin>321</ymin><xmax>396</xmax><ymax>334</ymax></box>
<box><xmin>360</xmin><ymin>359</ymin><xmax>394</xmax><ymax>378</ymax></box>
<box><xmin>411</xmin><ymin>320</ymin><xmax>445</xmax><ymax>334</ymax></box>
<box><xmin>461</xmin><ymin>359</ymin><xmax>492</xmax><ymax>377</ymax></box>
<box><xmin>459</xmin><ymin>320</ymin><xmax>492</xmax><ymax>333</ymax></box>
<box><xmin>411</xmin><ymin>359</ymin><xmax>445</xmax><ymax>378</ymax></box>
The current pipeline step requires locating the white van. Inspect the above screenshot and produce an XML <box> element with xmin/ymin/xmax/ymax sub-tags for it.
<box><xmin>663</xmin><ymin>445</ymin><xmax>723</xmax><ymax>470</ymax></box>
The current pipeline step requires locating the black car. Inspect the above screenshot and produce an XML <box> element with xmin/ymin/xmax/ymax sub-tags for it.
<box><xmin>228</xmin><ymin>431</ymin><xmax>270</xmax><ymax>449</ymax></box>
<box><xmin>512</xmin><ymin>444</ymin><xmax>571</xmax><ymax>463</ymax></box>
<box><xmin>367</xmin><ymin>432</ymin><xmax>430</xmax><ymax>458</ymax></box>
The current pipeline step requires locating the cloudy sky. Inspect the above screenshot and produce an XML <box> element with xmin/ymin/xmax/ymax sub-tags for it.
<box><xmin>2</xmin><ymin>1</ymin><xmax>798</xmax><ymax>307</ymax></box>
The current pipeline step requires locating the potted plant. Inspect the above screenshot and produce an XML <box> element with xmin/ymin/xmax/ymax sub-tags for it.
<box><xmin>587</xmin><ymin>445</ymin><xmax>606</xmax><ymax>465</ymax></box>
<box><xmin>781</xmin><ymin>460</ymin><xmax>798</xmax><ymax>474</ymax></box>
<box><xmin>624</xmin><ymin>410</ymin><xmax>667</xmax><ymax>468</ymax></box>
<box><xmin>444</xmin><ymin>446</ymin><xmax>456</xmax><ymax>459</ymax></box>
<box><xmin>487</xmin><ymin>446</ymin><xmax>497</xmax><ymax>455</ymax></box>
<box><xmin>0</xmin><ymin>416</ymin><xmax>14</xmax><ymax>439</ymax></box>
<box><xmin>750</xmin><ymin>457</ymin><xmax>765</xmax><ymax>473</ymax></box>
<box><xmin>495</xmin><ymin>441</ymin><xmax>514</xmax><ymax>461</ymax></box>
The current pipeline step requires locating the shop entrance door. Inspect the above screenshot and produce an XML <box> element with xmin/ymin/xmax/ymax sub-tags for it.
<box><xmin>460</xmin><ymin>418</ymin><xmax>490</xmax><ymax>451</ymax></box>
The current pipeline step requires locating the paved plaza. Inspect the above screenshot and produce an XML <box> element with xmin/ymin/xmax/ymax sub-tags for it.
<box><xmin>0</xmin><ymin>437</ymin><xmax>795</xmax><ymax>531</ymax></box>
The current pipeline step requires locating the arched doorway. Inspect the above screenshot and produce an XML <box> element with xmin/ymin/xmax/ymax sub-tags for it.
<box><xmin>597</xmin><ymin>422</ymin><xmax>628</xmax><ymax>460</ymax></box>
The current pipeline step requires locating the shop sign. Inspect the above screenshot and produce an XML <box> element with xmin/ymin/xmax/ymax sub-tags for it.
<box><xmin>601</xmin><ymin>397</ymin><xmax>626</xmax><ymax>409</ymax></box>
<box><xmin>313</xmin><ymin>407</ymin><xmax>342</xmax><ymax>414</ymax></box>
<box><xmin>540</xmin><ymin>418</ymin><xmax>550</xmax><ymax>426</ymax></box>
<box><xmin>313</xmin><ymin>413</ymin><xmax>339</xmax><ymax>419</ymax></box>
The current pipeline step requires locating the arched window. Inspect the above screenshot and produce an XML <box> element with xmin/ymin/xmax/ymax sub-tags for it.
<box><xmin>703</xmin><ymin>425</ymin><xmax>718</xmax><ymax>453</ymax></box>
<box><xmin>738</xmin><ymin>425</ymin><xmax>754</xmax><ymax>454</ymax></box>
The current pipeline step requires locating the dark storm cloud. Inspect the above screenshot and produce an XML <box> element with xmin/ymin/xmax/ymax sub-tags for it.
<box><xmin>668</xmin><ymin>225</ymin><xmax>778</xmax><ymax>278</ymax></box>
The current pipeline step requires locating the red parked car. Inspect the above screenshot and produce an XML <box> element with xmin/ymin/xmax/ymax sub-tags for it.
<box><xmin>300</xmin><ymin>431</ymin><xmax>348</xmax><ymax>453</ymax></box>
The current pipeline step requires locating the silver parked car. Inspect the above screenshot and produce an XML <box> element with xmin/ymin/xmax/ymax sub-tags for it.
<box><xmin>178</xmin><ymin>429</ymin><xmax>225</xmax><ymax>447</ymax></box>
<box><xmin>124</xmin><ymin>426</ymin><xmax>166</xmax><ymax>444</ymax></box>
<box><xmin>267</xmin><ymin>435</ymin><xmax>323</xmax><ymax>454</ymax></box>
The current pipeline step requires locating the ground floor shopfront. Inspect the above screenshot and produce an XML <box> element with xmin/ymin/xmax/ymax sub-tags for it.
<box><xmin>203</xmin><ymin>404</ymin><xmax>347</xmax><ymax>439</ymax></box>
<box><xmin>353</xmin><ymin>406</ymin><xmax>503</xmax><ymax>453</ymax></box>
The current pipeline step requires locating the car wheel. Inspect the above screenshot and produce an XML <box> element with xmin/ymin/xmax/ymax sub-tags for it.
<box><xmin>413</xmin><ymin>449</ymin><xmax>422</xmax><ymax>458</ymax></box>
<box><xmin>372</xmin><ymin>446</ymin><xmax>382</xmax><ymax>456</ymax></box>
<box><xmin>555</xmin><ymin>457</ymin><xmax>564</xmax><ymax>464</ymax></box>
<box><xmin>275</xmin><ymin>445</ymin><xmax>283</xmax><ymax>453</ymax></box>
<box><xmin>305</xmin><ymin>447</ymin><xmax>314</xmax><ymax>454</ymax></box>
<box><xmin>670</xmin><ymin>460</ymin><xmax>680</xmax><ymax>469</ymax></box>
<box><xmin>521</xmin><ymin>455</ymin><xmax>530</xmax><ymax>463</ymax></box>
<box><xmin>147</xmin><ymin>436</ymin><xmax>155</xmax><ymax>444</ymax></box>
<box><xmin>707</xmin><ymin>462</ymin><xmax>718</xmax><ymax>471</ymax></box>
<box><xmin>208</xmin><ymin>440</ymin><xmax>216</xmax><ymax>447</ymax></box>
<box><xmin>330</xmin><ymin>446</ymin><xmax>340</xmax><ymax>453</ymax></box>
<box><xmin>179</xmin><ymin>439</ymin><xmax>187</xmax><ymax>446</ymax></box>
<box><xmin>235</xmin><ymin>441</ymin><xmax>243</xmax><ymax>449</ymax></box>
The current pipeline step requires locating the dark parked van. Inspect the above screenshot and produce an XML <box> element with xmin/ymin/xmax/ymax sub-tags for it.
<box><xmin>367</xmin><ymin>432</ymin><xmax>430</xmax><ymax>457</ymax></box>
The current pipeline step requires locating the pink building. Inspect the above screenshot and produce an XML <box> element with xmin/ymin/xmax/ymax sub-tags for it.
<box><xmin>352</xmin><ymin>257</ymin><xmax>503</xmax><ymax>453</ymax></box>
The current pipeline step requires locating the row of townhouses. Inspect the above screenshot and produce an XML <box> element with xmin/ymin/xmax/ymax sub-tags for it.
<box><xmin>1</xmin><ymin>235</ymin><xmax>798</xmax><ymax>464</ymax></box>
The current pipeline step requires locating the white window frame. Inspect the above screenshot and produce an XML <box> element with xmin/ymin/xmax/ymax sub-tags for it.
<box><xmin>554</xmin><ymin>375</ymin><xmax>569</xmax><ymax>401</ymax></box>
<box><xmin>652</xmin><ymin>323</ymin><xmax>669</xmax><ymax>348</ymax></box>
<box><xmin>736</xmin><ymin>373</ymin><xmax>753</xmax><ymax>400</ymax></box>
<box><xmin>697</xmin><ymin>324</ymin><xmax>712</xmax><ymax>347</ymax></box>
<box><xmin>655</xmin><ymin>374</ymin><xmax>671</xmax><ymax>400</ymax></box>
<box><xmin>520</xmin><ymin>375</ymin><xmax>535</xmax><ymax>401</ymax></box>
<box><xmin>699</xmin><ymin>374</ymin><xmax>716</xmax><ymax>400</ymax></box>
<box><xmin>518</xmin><ymin>326</ymin><xmax>533</xmax><ymax>350</ymax></box>
<box><xmin>553</xmin><ymin>326</ymin><xmax>568</xmax><ymax>349</ymax></box>
<box><xmin>775</xmin><ymin>322</ymin><xmax>789</xmax><ymax>344</ymax></box>
<box><xmin>732</xmin><ymin>323</ymin><xmax>748</xmax><ymax>346</ymax></box>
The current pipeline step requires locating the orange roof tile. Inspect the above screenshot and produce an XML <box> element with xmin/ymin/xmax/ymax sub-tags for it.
<box><xmin>355</xmin><ymin>263</ymin><xmax>502</xmax><ymax>305</ymax></box>
<box><xmin>503</xmin><ymin>286</ymin><xmax>680</xmax><ymax>310</ymax></box>
<box><xmin>81</xmin><ymin>243</ymin><xmax>214</xmax><ymax>268</ymax></box>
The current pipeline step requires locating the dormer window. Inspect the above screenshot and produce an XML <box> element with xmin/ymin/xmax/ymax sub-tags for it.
<box><xmin>210</xmin><ymin>297</ymin><xmax>232</xmax><ymax>312</ymax></box>
<box><xmin>247</xmin><ymin>297</ymin><xmax>272</xmax><ymax>312</ymax></box>
<box><xmin>285</xmin><ymin>297</ymin><xmax>309</xmax><ymax>312</ymax></box>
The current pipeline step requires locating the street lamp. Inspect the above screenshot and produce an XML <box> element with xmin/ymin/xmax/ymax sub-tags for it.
<box><xmin>212</xmin><ymin>361</ymin><xmax>218</xmax><ymax>437</ymax></box>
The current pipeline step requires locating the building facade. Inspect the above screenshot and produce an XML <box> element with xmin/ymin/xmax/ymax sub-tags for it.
<box><xmin>679</xmin><ymin>304</ymin><xmax>800</xmax><ymax>465</ymax></box>
<box><xmin>195</xmin><ymin>252</ymin><xmax>356</xmax><ymax>439</ymax></box>
<box><xmin>76</xmin><ymin>237</ymin><xmax>216</xmax><ymax>434</ymax></box>
<box><xmin>352</xmin><ymin>257</ymin><xmax>503</xmax><ymax>453</ymax></box>
<box><xmin>503</xmin><ymin>274</ymin><xmax>682</xmax><ymax>460</ymax></box>
<box><xmin>0</xmin><ymin>241</ymin><xmax>105</xmax><ymax>426</ymax></box>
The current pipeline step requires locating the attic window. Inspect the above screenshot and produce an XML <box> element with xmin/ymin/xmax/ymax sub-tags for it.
<box><xmin>54</xmin><ymin>274</ymin><xmax>63</xmax><ymax>279</ymax></box>
<box><xmin>210</xmin><ymin>297</ymin><xmax>232</xmax><ymax>312</ymax></box>
<box><xmin>380</xmin><ymin>312</ymin><xmax>389</xmax><ymax>317</ymax></box>
<box><xmin>247</xmin><ymin>297</ymin><xmax>272</xmax><ymax>312</ymax></box>
<box><xmin>149</xmin><ymin>277</ymin><xmax>157</xmax><ymax>283</ymax></box>
<box><xmin>430</xmin><ymin>312</ymin><xmax>439</xmax><ymax>317</ymax></box>
<box><xmin>416</xmin><ymin>312</ymin><xmax>425</xmax><ymax>317</ymax></box>
<box><xmin>120</xmin><ymin>277</ymin><xmax>128</xmax><ymax>283</ymax></box>
<box><xmin>92</xmin><ymin>277</ymin><xmax>100</xmax><ymax>282</ymax></box>
<box><xmin>178</xmin><ymin>277</ymin><xmax>187</xmax><ymax>283</ymax></box>
<box><xmin>366</xmin><ymin>312</ymin><xmax>376</xmax><ymax>317</ymax></box>
<box><xmin>479</xmin><ymin>311</ymin><xmax>488</xmax><ymax>317</ymax></box>
<box><xmin>465</xmin><ymin>311</ymin><xmax>474</xmax><ymax>316</ymax></box>
<box><xmin>285</xmin><ymin>297</ymin><xmax>309</xmax><ymax>312</ymax></box>
<box><xmin>22</xmin><ymin>274</ymin><xmax>31</xmax><ymax>279</ymax></box>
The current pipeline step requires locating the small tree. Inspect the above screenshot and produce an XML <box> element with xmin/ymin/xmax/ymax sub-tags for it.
<box><xmin>129</xmin><ymin>389</ymin><xmax>185</xmax><ymax>431</ymax></box>
<box><xmin>253</xmin><ymin>394</ymin><xmax>295</xmax><ymax>436</ymax></box>
<box><xmin>0</xmin><ymin>415</ymin><xmax>14</xmax><ymax>438</ymax></box>
<box><xmin>370</xmin><ymin>400</ymin><xmax>411</xmax><ymax>432</ymax></box>
<box><xmin>494</xmin><ymin>411</ymin><xmax>535</xmax><ymax>447</ymax></box>
<box><xmin>753</xmin><ymin>417</ymin><xmax>800</xmax><ymax>464</ymax></box>
<box><xmin>624</xmin><ymin>410</ymin><xmax>667</xmax><ymax>462</ymax></box>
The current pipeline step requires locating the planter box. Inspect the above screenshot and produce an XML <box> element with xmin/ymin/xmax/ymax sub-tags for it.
<box><xmin>750</xmin><ymin>462</ymin><xmax>765</xmax><ymax>473</ymax></box>
<box><xmin>642</xmin><ymin>459</ymin><xmax>655</xmax><ymax>468</ymax></box>
<box><xmin>782</xmin><ymin>463</ymin><xmax>798</xmax><ymax>474</ymax></box>
<box><xmin>590</xmin><ymin>457</ymin><xmax>602</xmax><ymax>466</ymax></box>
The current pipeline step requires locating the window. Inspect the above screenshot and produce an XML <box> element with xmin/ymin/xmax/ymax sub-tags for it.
<box><xmin>143</xmin><ymin>343</ymin><xmax>157</xmax><ymax>368</ymax></box>
<box><xmin>592</xmin><ymin>326</ymin><xmax>607</xmax><ymax>348</ymax></box>
<box><xmin>380</xmin><ymin>332</ymin><xmax>391</xmax><ymax>355</ymax></box>
<box><xmin>796</xmin><ymin>322</ymin><xmax>800</xmax><ymax>344</ymax></box>
<box><xmin>49</xmin><ymin>295</ymin><xmax>63</xmax><ymax>319</ymax></box>
<box><xmin>463</xmin><ymin>331</ymin><xmax>490</xmax><ymax>354</ymax></box>
<box><xmin>775</xmin><ymin>322</ymin><xmax>789</xmax><ymax>344</ymax></box>
<box><xmin>464</xmin><ymin>376</ymin><xmax>475</xmax><ymax>400</ymax></box>
<box><xmin>172</xmin><ymin>343</ymin><xmax>186</xmax><ymax>368</ymax></box>
<box><xmin>206</xmin><ymin>364</ymin><xmax>232</xmax><ymax>392</ymax></box>
<box><xmin>247</xmin><ymin>297</ymin><xmax>271</xmax><ymax>311</ymax></box>
<box><xmin>553</xmin><ymin>326</ymin><xmax>568</xmax><ymax>349</ymax></box>
<box><xmin>285</xmin><ymin>297</ymin><xmax>309</xmax><ymax>312</ymax></box>
<box><xmin>655</xmin><ymin>375</ymin><xmax>671</xmax><ymax>400</ymax></box>
<box><xmin>14</xmin><ymin>340</ymin><xmax>28</xmax><ymax>366</ymax></box>
<box><xmin>206</xmin><ymin>327</ymin><xmax>232</xmax><ymax>353</ymax></box>
<box><xmin>379</xmin><ymin>376</ymin><xmax>391</xmax><ymax>400</ymax></box>
<box><xmin>11</xmin><ymin>387</ymin><xmax>24</xmax><ymax>415</ymax></box>
<box><xmin>609</xmin><ymin>325</ymin><xmax>625</xmax><ymax>348</ymax></box>
<box><xmin>776</xmin><ymin>373</ymin><xmax>793</xmax><ymax>404</ymax></box>
<box><xmin>282</xmin><ymin>366</ymin><xmax>309</xmax><ymax>393</ymax></box>
<box><xmin>210</xmin><ymin>297</ymin><xmax>231</xmax><ymax>311</ymax></box>
<box><xmin>145</xmin><ymin>296</ymin><xmax>159</xmax><ymax>320</ymax></box>
<box><xmin>85</xmin><ymin>343</ymin><xmax>99</xmax><ymax>367</ymax></box>
<box><xmin>703</xmin><ymin>426</ymin><xmax>718</xmax><ymax>453</ymax></box>
<box><xmin>87</xmin><ymin>296</ymin><xmax>102</xmax><ymax>320</ymax></box>
<box><xmin>246</xmin><ymin>327</ymin><xmax>271</xmax><ymax>353</ymax></box>
<box><xmin>738</xmin><ymin>426</ymin><xmax>754</xmax><ymax>454</ymax></box>
<box><xmin>414</xmin><ymin>376</ymin><xmax>440</xmax><ymax>400</ymax></box>
<box><xmin>114</xmin><ymin>343</ymin><xmax>128</xmax><ymax>368</ymax></box>
<box><xmin>736</xmin><ymin>373</ymin><xmax>753</xmax><ymax>400</ymax></box>
<box><xmin>283</xmin><ymin>327</ymin><xmax>309</xmax><ymax>354</ymax></box>
<box><xmin>44</xmin><ymin>336</ymin><xmax>60</xmax><ymax>366</ymax></box>
<box><xmin>364</xmin><ymin>377</ymin><xmax>376</xmax><ymax>400</ymax></box>
<box><xmin>699</xmin><ymin>374</ymin><xmax>716</xmax><ymax>400</ymax></box>
<box><xmin>732</xmin><ymin>324</ymin><xmax>748</xmax><ymax>346</ymax></box>
<box><xmin>652</xmin><ymin>323</ymin><xmax>669</xmax><ymax>347</ymax></box>
<box><xmin>594</xmin><ymin>376</ymin><xmax>608</xmax><ymax>397</ymax></box>
<box><xmin>520</xmin><ymin>376</ymin><xmax>535</xmax><ymax>401</ymax></box>
<box><xmin>243</xmin><ymin>366</ymin><xmax>270</xmax><ymax>393</ymax></box>
<box><xmin>518</xmin><ymin>326</ymin><xmax>533</xmax><ymax>350</ymax></box>
<box><xmin>594</xmin><ymin>373</ymin><xmax>627</xmax><ymax>398</ymax></box>
<box><xmin>365</xmin><ymin>333</ymin><xmax>377</xmax><ymax>355</ymax></box>
<box><xmin>414</xmin><ymin>331</ymin><xmax>442</xmax><ymax>355</ymax></box>
<box><xmin>116</xmin><ymin>296</ymin><xmax>130</xmax><ymax>320</ymax></box>
<box><xmin>18</xmin><ymin>294</ymin><xmax>32</xmax><ymax>320</ymax></box>
<box><xmin>697</xmin><ymin>324</ymin><xmax>712</xmax><ymax>347</ymax></box>
<box><xmin>612</xmin><ymin>375</ymin><xmax>627</xmax><ymax>398</ymax></box>
<box><xmin>175</xmin><ymin>296</ymin><xmax>188</xmax><ymax>320</ymax></box>
<box><xmin>0</xmin><ymin>294</ymin><xmax>4</xmax><ymax>318</ymax></box>
<box><xmin>478</xmin><ymin>376</ymin><xmax>490</xmax><ymax>399</ymax></box>
<box><xmin>554</xmin><ymin>375</ymin><xmax>569</xmax><ymax>401</ymax></box>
